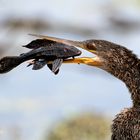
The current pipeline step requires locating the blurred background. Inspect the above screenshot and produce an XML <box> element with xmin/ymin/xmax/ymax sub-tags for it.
<box><xmin>0</xmin><ymin>0</ymin><xmax>140</xmax><ymax>140</ymax></box>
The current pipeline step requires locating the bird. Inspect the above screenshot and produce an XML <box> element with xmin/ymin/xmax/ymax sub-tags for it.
<box><xmin>0</xmin><ymin>39</ymin><xmax>81</xmax><ymax>74</ymax></box>
<box><xmin>30</xmin><ymin>34</ymin><xmax>140</xmax><ymax>140</ymax></box>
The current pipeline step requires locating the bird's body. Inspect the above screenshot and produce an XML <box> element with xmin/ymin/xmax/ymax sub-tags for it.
<box><xmin>31</xmin><ymin>34</ymin><xmax>140</xmax><ymax>140</ymax></box>
<box><xmin>112</xmin><ymin>108</ymin><xmax>140</xmax><ymax>140</ymax></box>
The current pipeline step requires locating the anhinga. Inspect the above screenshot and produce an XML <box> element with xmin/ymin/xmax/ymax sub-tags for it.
<box><xmin>30</xmin><ymin>34</ymin><xmax>140</xmax><ymax>140</ymax></box>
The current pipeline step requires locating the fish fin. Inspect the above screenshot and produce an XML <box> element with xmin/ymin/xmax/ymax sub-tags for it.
<box><xmin>27</xmin><ymin>63</ymin><xmax>33</xmax><ymax>67</ymax></box>
<box><xmin>0</xmin><ymin>56</ymin><xmax>22</xmax><ymax>73</ymax></box>
<box><xmin>47</xmin><ymin>59</ymin><xmax>62</xmax><ymax>75</ymax></box>
<box><xmin>54</xmin><ymin>69</ymin><xmax>59</xmax><ymax>75</ymax></box>
<box><xmin>52</xmin><ymin>59</ymin><xmax>63</xmax><ymax>74</ymax></box>
<box><xmin>23</xmin><ymin>39</ymin><xmax>47</xmax><ymax>49</ymax></box>
<box><xmin>32</xmin><ymin>59</ymin><xmax>46</xmax><ymax>70</ymax></box>
<box><xmin>27</xmin><ymin>60</ymin><xmax>35</xmax><ymax>67</ymax></box>
<box><xmin>47</xmin><ymin>64</ymin><xmax>52</xmax><ymax>71</ymax></box>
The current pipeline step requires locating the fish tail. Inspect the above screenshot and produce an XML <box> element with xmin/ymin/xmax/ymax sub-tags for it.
<box><xmin>0</xmin><ymin>56</ymin><xmax>24</xmax><ymax>73</ymax></box>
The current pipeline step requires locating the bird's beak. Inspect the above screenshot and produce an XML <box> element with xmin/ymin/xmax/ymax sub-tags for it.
<box><xmin>29</xmin><ymin>34</ymin><xmax>97</xmax><ymax>53</ymax></box>
<box><xmin>29</xmin><ymin>34</ymin><xmax>102</xmax><ymax>67</ymax></box>
<box><xmin>29</xmin><ymin>34</ymin><xmax>85</xmax><ymax>48</ymax></box>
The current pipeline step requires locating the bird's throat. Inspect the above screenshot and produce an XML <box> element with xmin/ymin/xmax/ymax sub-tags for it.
<box><xmin>116</xmin><ymin>66</ymin><xmax>140</xmax><ymax>108</ymax></box>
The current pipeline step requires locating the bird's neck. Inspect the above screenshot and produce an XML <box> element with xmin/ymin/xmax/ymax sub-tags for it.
<box><xmin>126</xmin><ymin>78</ymin><xmax>140</xmax><ymax>108</ymax></box>
<box><xmin>117</xmin><ymin>62</ymin><xmax>140</xmax><ymax>107</ymax></box>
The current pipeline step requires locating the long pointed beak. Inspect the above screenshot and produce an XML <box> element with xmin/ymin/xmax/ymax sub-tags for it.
<box><xmin>63</xmin><ymin>57</ymin><xmax>102</xmax><ymax>67</ymax></box>
<box><xmin>29</xmin><ymin>34</ymin><xmax>87</xmax><ymax>50</ymax></box>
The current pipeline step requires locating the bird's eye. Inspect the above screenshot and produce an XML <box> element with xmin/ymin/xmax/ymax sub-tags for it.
<box><xmin>86</xmin><ymin>43</ymin><xmax>96</xmax><ymax>50</ymax></box>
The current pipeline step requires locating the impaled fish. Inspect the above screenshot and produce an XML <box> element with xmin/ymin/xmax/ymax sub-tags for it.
<box><xmin>23</xmin><ymin>38</ymin><xmax>81</xmax><ymax>74</ymax></box>
<box><xmin>0</xmin><ymin>38</ymin><xmax>81</xmax><ymax>74</ymax></box>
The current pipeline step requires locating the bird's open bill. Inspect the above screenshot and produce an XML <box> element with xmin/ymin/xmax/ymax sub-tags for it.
<box><xmin>63</xmin><ymin>57</ymin><xmax>102</xmax><ymax>67</ymax></box>
<box><xmin>29</xmin><ymin>34</ymin><xmax>102</xmax><ymax>67</ymax></box>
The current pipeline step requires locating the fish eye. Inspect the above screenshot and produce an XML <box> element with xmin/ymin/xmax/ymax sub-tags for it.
<box><xmin>64</xmin><ymin>48</ymin><xmax>68</xmax><ymax>52</ymax></box>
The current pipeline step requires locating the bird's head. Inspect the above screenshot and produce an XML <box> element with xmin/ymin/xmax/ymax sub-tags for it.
<box><xmin>77</xmin><ymin>40</ymin><xmax>138</xmax><ymax>75</ymax></box>
<box><xmin>30</xmin><ymin>34</ymin><xmax>139</xmax><ymax>79</ymax></box>
<box><xmin>30</xmin><ymin>34</ymin><xmax>140</xmax><ymax>106</ymax></box>
<box><xmin>65</xmin><ymin>39</ymin><xmax>139</xmax><ymax>83</ymax></box>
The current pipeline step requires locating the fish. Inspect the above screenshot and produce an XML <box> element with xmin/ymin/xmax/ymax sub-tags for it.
<box><xmin>24</xmin><ymin>39</ymin><xmax>81</xmax><ymax>74</ymax></box>
<box><xmin>0</xmin><ymin>38</ymin><xmax>81</xmax><ymax>74</ymax></box>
